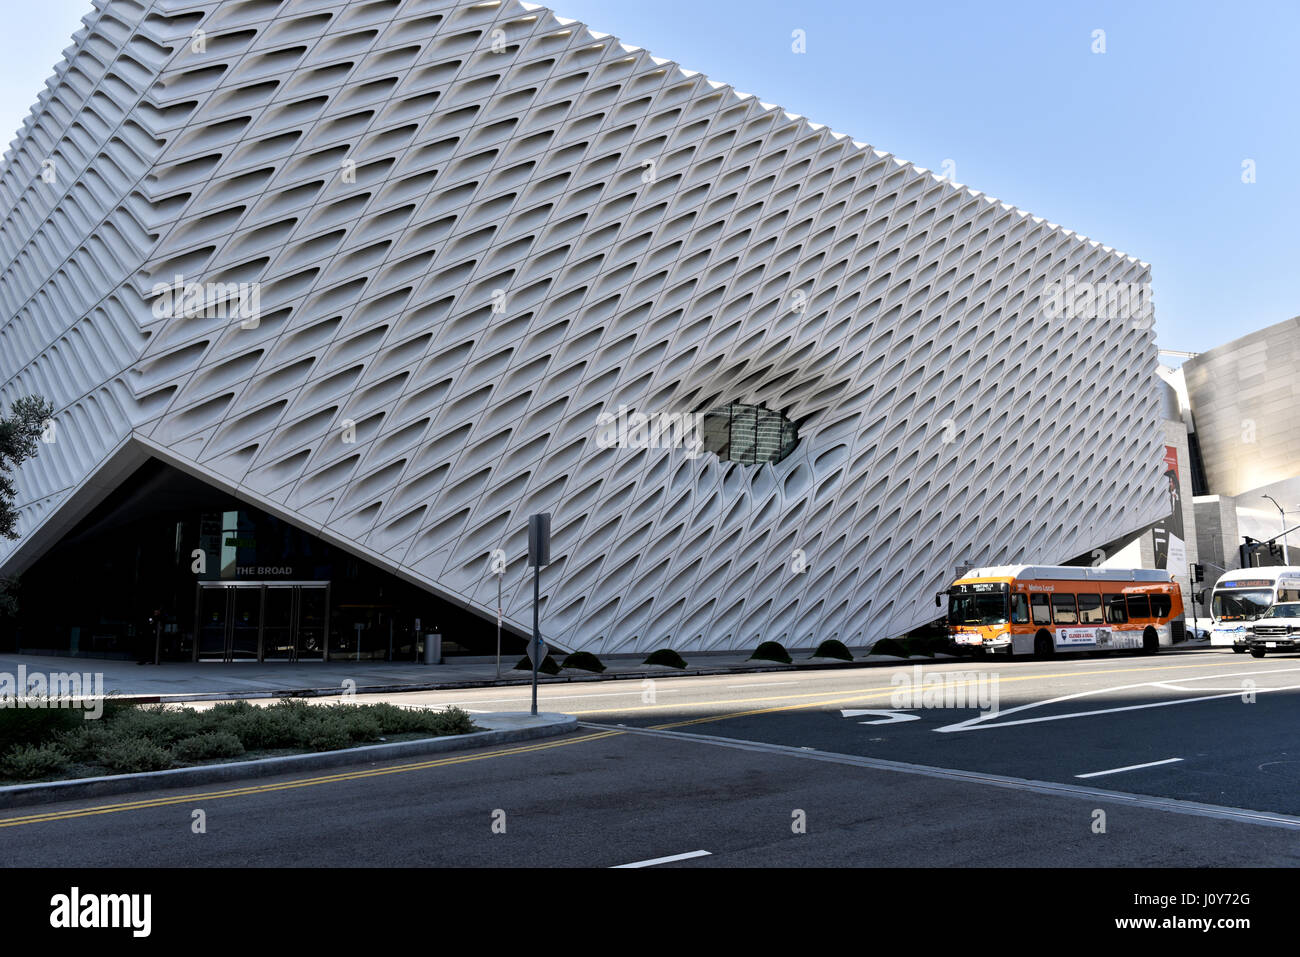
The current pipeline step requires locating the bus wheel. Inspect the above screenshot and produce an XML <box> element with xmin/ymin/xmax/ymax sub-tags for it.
<box><xmin>1033</xmin><ymin>632</ymin><xmax>1054</xmax><ymax>659</ymax></box>
<box><xmin>1250</xmin><ymin>647</ymin><xmax>1266</xmax><ymax>658</ymax></box>
<box><xmin>1141</xmin><ymin>628</ymin><xmax>1160</xmax><ymax>655</ymax></box>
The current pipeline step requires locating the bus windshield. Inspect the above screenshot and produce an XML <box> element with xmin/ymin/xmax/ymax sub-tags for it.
<box><xmin>1212</xmin><ymin>589</ymin><xmax>1273</xmax><ymax>621</ymax></box>
<box><xmin>948</xmin><ymin>591</ymin><xmax>1008</xmax><ymax>626</ymax></box>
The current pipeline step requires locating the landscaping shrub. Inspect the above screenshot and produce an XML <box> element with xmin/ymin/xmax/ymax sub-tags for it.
<box><xmin>561</xmin><ymin>651</ymin><xmax>605</xmax><ymax>673</ymax></box>
<box><xmin>870</xmin><ymin>637</ymin><xmax>909</xmax><ymax>657</ymax></box>
<box><xmin>301</xmin><ymin>718</ymin><xmax>350</xmax><ymax>752</ymax></box>
<box><xmin>57</xmin><ymin>722</ymin><xmax>114</xmax><ymax>762</ymax></box>
<box><xmin>0</xmin><ymin>702</ymin><xmax>82</xmax><ymax>753</ymax></box>
<box><xmin>111</xmin><ymin>704</ymin><xmax>204</xmax><ymax>745</ymax></box>
<box><xmin>1</xmin><ymin>699</ymin><xmax>479</xmax><ymax>780</ymax></box>
<box><xmin>749</xmin><ymin>640</ymin><xmax>792</xmax><ymax>664</ymax></box>
<box><xmin>99</xmin><ymin>737</ymin><xmax>170</xmax><ymax>773</ymax></box>
<box><xmin>1</xmin><ymin>742</ymin><xmax>68</xmax><ymax>780</ymax></box>
<box><xmin>512</xmin><ymin>654</ymin><xmax>562</xmax><ymax>675</ymax></box>
<box><xmin>334</xmin><ymin>708</ymin><xmax>383</xmax><ymax>744</ymax></box>
<box><xmin>171</xmin><ymin>732</ymin><xmax>246</xmax><ymax>763</ymax></box>
<box><xmin>643</xmin><ymin>648</ymin><xmax>687</xmax><ymax>669</ymax></box>
<box><xmin>813</xmin><ymin>639</ymin><xmax>853</xmax><ymax>661</ymax></box>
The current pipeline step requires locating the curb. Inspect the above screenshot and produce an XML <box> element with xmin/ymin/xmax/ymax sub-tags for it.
<box><xmin>107</xmin><ymin>645</ymin><xmax>1217</xmax><ymax>704</ymax></box>
<box><xmin>0</xmin><ymin>713</ymin><xmax>577</xmax><ymax>810</ymax></box>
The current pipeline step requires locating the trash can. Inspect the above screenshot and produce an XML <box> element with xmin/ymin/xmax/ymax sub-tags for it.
<box><xmin>423</xmin><ymin>632</ymin><xmax>442</xmax><ymax>665</ymax></box>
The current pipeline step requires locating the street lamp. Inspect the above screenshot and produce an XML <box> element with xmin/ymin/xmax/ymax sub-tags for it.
<box><xmin>1263</xmin><ymin>495</ymin><xmax>1289</xmax><ymax>563</ymax></box>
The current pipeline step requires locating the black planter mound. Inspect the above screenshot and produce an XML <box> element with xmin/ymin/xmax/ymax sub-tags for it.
<box><xmin>749</xmin><ymin>640</ymin><xmax>792</xmax><ymax>664</ymax></box>
<box><xmin>513</xmin><ymin>654</ymin><xmax>562</xmax><ymax>675</ymax></box>
<box><xmin>812</xmin><ymin>638</ymin><xmax>853</xmax><ymax>661</ymax></box>
<box><xmin>870</xmin><ymin>637</ymin><xmax>909</xmax><ymax>658</ymax></box>
<box><xmin>561</xmin><ymin>651</ymin><xmax>606</xmax><ymax>673</ymax></box>
<box><xmin>642</xmin><ymin>648</ymin><xmax>687</xmax><ymax>669</ymax></box>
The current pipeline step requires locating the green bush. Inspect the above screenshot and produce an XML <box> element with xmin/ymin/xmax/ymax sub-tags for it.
<box><xmin>301</xmin><ymin>718</ymin><xmax>350</xmax><ymax>752</ymax></box>
<box><xmin>561</xmin><ymin>651</ymin><xmax>606</xmax><ymax>673</ymax></box>
<box><xmin>0</xmin><ymin>702</ymin><xmax>83</xmax><ymax>753</ymax></box>
<box><xmin>1</xmin><ymin>742</ymin><xmax>69</xmax><ymax>780</ymax></box>
<box><xmin>335</xmin><ymin>709</ymin><xmax>383</xmax><ymax>744</ymax></box>
<box><xmin>99</xmin><ymin>737</ymin><xmax>170</xmax><ymax>773</ymax></box>
<box><xmin>643</xmin><ymin>648</ymin><xmax>687</xmax><ymax>669</ymax></box>
<box><xmin>811</xmin><ymin>638</ymin><xmax>853</xmax><ymax>660</ymax></box>
<box><xmin>57</xmin><ymin>722</ymin><xmax>114</xmax><ymax>762</ymax></box>
<box><xmin>171</xmin><ymin>732</ymin><xmax>246</xmax><ymax>763</ymax></box>
<box><xmin>870</xmin><ymin>637</ymin><xmax>909</xmax><ymax>658</ymax></box>
<box><xmin>749</xmin><ymin>640</ymin><xmax>792</xmax><ymax>664</ymax></box>
<box><xmin>357</xmin><ymin>702</ymin><xmax>472</xmax><ymax>736</ymax></box>
<box><xmin>111</xmin><ymin>704</ymin><xmax>204</xmax><ymax>745</ymax></box>
<box><xmin>512</xmin><ymin>654</ymin><xmax>562</xmax><ymax>676</ymax></box>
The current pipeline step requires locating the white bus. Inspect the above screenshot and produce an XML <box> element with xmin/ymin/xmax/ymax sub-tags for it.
<box><xmin>1208</xmin><ymin>567</ymin><xmax>1300</xmax><ymax>652</ymax></box>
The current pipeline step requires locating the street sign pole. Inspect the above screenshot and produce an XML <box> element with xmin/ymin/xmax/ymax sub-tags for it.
<box><xmin>531</xmin><ymin>561</ymin><xmax>540</xmax><ymax>716</ymax></box>
<box><xmin>527</xmin><ymin>513</ymin><xmax>551</xmax><ymax>717</ymax></box>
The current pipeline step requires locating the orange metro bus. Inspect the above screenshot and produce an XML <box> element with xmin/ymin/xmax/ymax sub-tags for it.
<box><xmin>943</xmin><ymin>565</ymin><xmax>1185</xmax><ymax>657</ymax></box>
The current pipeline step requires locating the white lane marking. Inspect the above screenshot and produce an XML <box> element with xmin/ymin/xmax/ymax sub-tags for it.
<box><xmin>612</xmin><ymin>850</ymin><xmax>711</xmax><ymax>868</ymax></box>
<box><xmin>936</xmin><ymin>666</ymin><xmax>1300</xmax><ymax>733</ymax></box>
<box><xmin>438</xmin><ymin>688</ymin><xmax>686</xmax><ymax>706</ymax></box>
<box><xmin>937</xmin><ymin>683</ymin><xmax>1300</xmax><ymax>732</ymax></box>
<box><xmin>1076</xmin><ymin>757</ymin><xmax>1184</xmax><ymax>779</ymax></box>
<box><xmin>580</xmin><ymin>722</ymin><xmax>1300</xmax><ymax>832</ymax></box>
<box><xmin>840</xmin><ymin>709</ymin><xmax>921</xmax><ymax>725</ymax></box>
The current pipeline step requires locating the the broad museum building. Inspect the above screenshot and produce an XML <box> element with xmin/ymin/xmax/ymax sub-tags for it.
<box><xmin>0</xmin><ymin>0</ymin><xmax>1168</xmax><ymax>662</ymax></box>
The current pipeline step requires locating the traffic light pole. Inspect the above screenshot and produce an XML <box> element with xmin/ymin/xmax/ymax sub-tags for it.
<box><xmin>1243</xmin><ymin>522</ymin><xmax>1300</xmax><ymax>566</ymax></box>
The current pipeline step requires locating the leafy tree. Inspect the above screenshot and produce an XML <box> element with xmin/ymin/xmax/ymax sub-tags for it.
<box><xmin>0</xmin><ymin>395</ymin><xmax>55</xmax><ymax>541</ymax></box>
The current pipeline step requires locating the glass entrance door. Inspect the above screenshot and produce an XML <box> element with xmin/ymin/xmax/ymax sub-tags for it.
<box><xmin>230</xmin><ymin>586</ymin><xmax>261</xmax><ymax>660</ymax></box>
<box><xmin>197</xmin><ymin>586</ymin><xmax>230</xmax><ymax>660</ymax></box>
<box><xmin>262</xmin><ymin>587</ymin><xmax>296</xmax><ymax>661</ymax></box>
<box><xmin>194</xmin><ymin>582</ymin><xmax>330</xmax><ymax>662</ymax></box>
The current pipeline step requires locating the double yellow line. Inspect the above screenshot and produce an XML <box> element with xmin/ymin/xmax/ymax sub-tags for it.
<box><xmin>0</xmin><ymin>731</ymin><xmax>621</xmax><ymax>829</ymax></box>
<box><xmin>0</xmin><ymin>656</ymin><xmax>1245</xmax><ymax>829</ymax></box>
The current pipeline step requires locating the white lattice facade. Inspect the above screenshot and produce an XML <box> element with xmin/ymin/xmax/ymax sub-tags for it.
<box><xmin>0</xmin><ymin>0</ymin><xmax>1167</xmax><ymax>653</ymax></box>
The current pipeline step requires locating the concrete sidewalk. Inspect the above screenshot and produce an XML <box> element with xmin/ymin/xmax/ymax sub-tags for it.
<box><xmin>0</xmin><ymin>640</ymin><xmax>1217</xmax><ymax>703</ymax></box>
<box><xmin>0</xmin><ymin>650</ymin><xmax>882</xmax><ymax>701</ymax></box>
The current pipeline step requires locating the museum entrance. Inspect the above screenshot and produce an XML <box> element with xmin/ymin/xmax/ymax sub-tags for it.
<box><xmin>194</xmin><ymin>582</ymin><xmax>330</xmax><ymax>663</ymax></box>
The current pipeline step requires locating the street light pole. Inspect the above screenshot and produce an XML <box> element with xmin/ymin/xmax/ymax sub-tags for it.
<box><xmin>1263</xmin><ymin>495</ymin><xmax>1288</xmax><ymax>563</ymax></box>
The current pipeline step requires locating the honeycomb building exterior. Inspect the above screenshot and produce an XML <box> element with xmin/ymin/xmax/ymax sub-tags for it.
<box><xmin>0</xmin><ymin>0</ymin><xmax>1168</xmax><ymax>660</ymax></box>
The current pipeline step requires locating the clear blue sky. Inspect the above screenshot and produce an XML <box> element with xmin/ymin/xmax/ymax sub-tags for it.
<box><xmin>2</xmin><ymin>0</ymin><xmax>1296</xmax><ymax>356</ymax></box>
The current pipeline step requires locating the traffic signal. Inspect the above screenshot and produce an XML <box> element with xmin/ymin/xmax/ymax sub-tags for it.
<box><xmin>1192</xmin><ymin>563</ymin><xmax>1204</xmax><ymax>582</ymax></box>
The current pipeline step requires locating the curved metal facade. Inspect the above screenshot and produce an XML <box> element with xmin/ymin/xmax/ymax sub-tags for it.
<box><xmin>1182</xmin><ymin>315</ymin><xmax>1300</xmax><ymax>499</ymax></box>
<box><xmin>0</xmin><ymin>0</ymin><xmax>1167</xmax><ymax>652</ymax></box>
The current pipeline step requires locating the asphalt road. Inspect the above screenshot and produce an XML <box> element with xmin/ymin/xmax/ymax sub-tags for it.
<box><xmin>6</xmin><ymin>646</ymin><xmax>1300</xmax><ymax>866</ymax></box>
